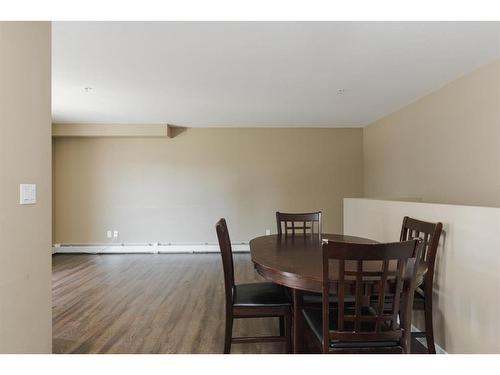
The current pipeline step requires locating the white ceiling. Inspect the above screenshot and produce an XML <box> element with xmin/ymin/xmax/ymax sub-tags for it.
<box><xmin>52</xmin><ymin>21</ymin><xmax>500</xmax><ymax>127</ymax></box>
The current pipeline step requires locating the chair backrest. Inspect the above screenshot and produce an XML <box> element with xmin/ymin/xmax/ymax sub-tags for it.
<box><xmin>216</xmin><ymin>218</ymin><xmax>235</xmax><ymax>308</ymax></box>
<box><xmin>321</xmin><ymin>239</ymin><xmax>421</xmax><ymax>353</ymax></box>
<box><xmin>276</xmin><ymin>211</ymin><xmax>322</xmax><ymax>235</ymax></box>
<box><xmin>399</xmin><ymin>216</ymin><xmax>442</xmax><ymax>288</ymax></box>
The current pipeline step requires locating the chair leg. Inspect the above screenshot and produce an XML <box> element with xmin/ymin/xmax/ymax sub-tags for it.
<box><xmin>284</xmin><ymin>313</ymin><xmax>291</xmax><ymax>354</ymax></box>
<box><xmin>224</xmin><ymin>311</ymin><xmax>233</xmax><ymax>354</ymax></box>
<box><xmin>423</xmin><ymin>285</ymin><xmax>436</xmax><ymax>354</ymax></box>
<box><xmin>279</xmin><ymin>316</ymin><xmax>285</xmax><ymax>337</ymax></box>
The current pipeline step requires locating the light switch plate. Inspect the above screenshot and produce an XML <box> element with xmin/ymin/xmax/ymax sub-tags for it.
<box><xmin>20</xmin><ymin>184</ymin><xmax>36</xmax><ymax>204</ymax></box>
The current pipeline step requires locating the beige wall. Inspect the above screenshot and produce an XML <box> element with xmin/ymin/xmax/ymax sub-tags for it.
<box><xmin>344</xmin><ymin>198</ymin><xmax>500</xmax><ymax>353</ymax></box>
<box><xmin>364</xmin><ymin>60</ymin><xmax>500</xmax><ymax>208</ymax></box>
<box><xmin>0</xmin><ymin>22</ymin><xmax>52</xmax><ymax>352</ymax></box>
<box><xmin>53</xmin><ymin>128</ymin><xmax>363</xmax><ymax>244</ymax></box>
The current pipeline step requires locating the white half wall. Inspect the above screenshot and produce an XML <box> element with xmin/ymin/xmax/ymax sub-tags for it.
<box><xmin>344</xmin><ymin>198</ymin><xmax>500</xmax><ymax>354</ymax></box>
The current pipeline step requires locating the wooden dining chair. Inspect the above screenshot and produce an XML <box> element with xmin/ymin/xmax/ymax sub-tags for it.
<box><xmin>216</xmin><ymin>218</ymin><xmax>292</xmax><ymax>354</ymax></box>
<box><xmin>276</xmin><ymin>211</ymin><xmax>322</xmax><ymax>236</ymax></box>
<box><xmin>302</xmin><ymin>239</ymin><xmax>421</xmax><ymax>354</ymax></box>
<box><xmin>400</xmin><ymin>216</ymin><xmax>443</xmax><ymax>354</ymax></box>
<box><xmin>276</xmin><ymin>211</ymin><xmax>325</xmax><ymax>306</ymax></box>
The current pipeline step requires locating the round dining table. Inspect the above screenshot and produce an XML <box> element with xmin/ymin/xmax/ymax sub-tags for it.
<box><xmin>249</xmin><ymin>233</ymin><xmax>427</xmax><ymax>353</ymax></box>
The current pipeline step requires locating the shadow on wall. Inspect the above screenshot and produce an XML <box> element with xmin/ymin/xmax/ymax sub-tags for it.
<box><xmin>433</xmin><ymin>229</ymin><xmax>447</xmax><ymax>352</ymax></box>
<box><xmin>167</xmin><ymin>125</ymin><xmax>188</xmax><ymax>138</ymax></box>
<box><xmin>413</xmin><ymin>229</ymin><xmax>447</xmax><ymax>352</ymax></box>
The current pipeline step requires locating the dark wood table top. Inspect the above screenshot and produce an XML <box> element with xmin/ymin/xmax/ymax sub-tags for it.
<box><xmin>250</xmin><ymin>233</ymin><xmax>427</xmax><ymax>293</ymax></box>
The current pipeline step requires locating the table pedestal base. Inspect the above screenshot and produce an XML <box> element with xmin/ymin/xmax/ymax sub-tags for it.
<box><xmin>292</xmin><ymin>288</ymin><xmax>304</xmax><ymax>354</ymax></box>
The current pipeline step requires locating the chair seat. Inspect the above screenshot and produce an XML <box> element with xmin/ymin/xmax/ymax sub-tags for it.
<box><xmin>302</xmin><ymin>308</ymin><xmax>400</xmax><ymax>349</ymax></box>
<box><xmin>233</xmin><ymin>282</ymin><xmax>291</xmax><ymax>307</ymax></box>
<box><xmin>302</xmin><ymin>292</ymin><xmax>355</xmax><ymax>305</ymax></box>
<box><xmin>282</xmin><ymin>286</ymin><xmax>342</xmax><ymax>305</ymax></box>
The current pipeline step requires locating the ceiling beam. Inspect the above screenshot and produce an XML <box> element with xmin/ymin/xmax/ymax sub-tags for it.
<box><xmin>52</xmin><ymin>123</ymin><xmax>171</xmax><ymax>138</ymax></box>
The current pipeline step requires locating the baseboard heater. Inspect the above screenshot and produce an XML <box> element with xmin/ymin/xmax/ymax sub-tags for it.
<box><xmin>52</xmin><ymin>242</ymin><xmax>250</xmax><ymax>254</ymax></box>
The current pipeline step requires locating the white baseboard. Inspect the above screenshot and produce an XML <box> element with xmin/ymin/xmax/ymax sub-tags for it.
<box><xmin>52</xmin><ymin>243</ymin><xmax>250</xmax><ymax>254</ymax></box>
<box><xmin>411</xmin><ymin>325</ymin><xmax>447</xmax><ymax>354</ymax></box>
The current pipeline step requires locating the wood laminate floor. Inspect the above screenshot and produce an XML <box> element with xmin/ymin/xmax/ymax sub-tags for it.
<box><xmin>52</xmin><ymin>253</ymin><xmax>428</xmax><ymax>354</ymax></box>
<box><xmin>52</xmin><ymin>253</ymin><xmax>284</xmax><ymax>354</ymax></box>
